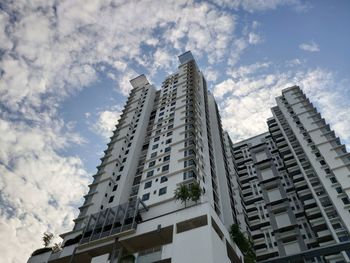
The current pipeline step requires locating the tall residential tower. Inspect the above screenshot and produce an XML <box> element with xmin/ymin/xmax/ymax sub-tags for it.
<box><xmin>28</xmin><ymin>52</ymin><xmax>243</xmax><ymax>263</ymax></box>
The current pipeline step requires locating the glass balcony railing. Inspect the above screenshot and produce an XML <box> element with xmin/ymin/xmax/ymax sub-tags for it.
<box><xmin>80</xmin><ymin>198</ymin><xmax>148</xmax><ymax>244</ymax></box>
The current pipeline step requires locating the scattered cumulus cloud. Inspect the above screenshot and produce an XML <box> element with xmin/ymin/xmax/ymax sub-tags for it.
<box><xmin>92</xmin><ymin>107</ymin><xmax>122</xmax><ymax>139</ymax></box>
<box><xmin>248</xmin><ymin>32</ymin><xmax>263</xmax><ymax>44</ymax></box>
<box><xmin>299</xmin><ymin>41</ymin><xmax>320</xmax><ymax>52</ymax></box>
<box><xmin>0</xmin><ymin>115</ymin><xmax>89</xmax><ymax>262</ymax></box>
<box><xmin>209</xmin><ymin>0</ymin><xmax>309</xmax><ymax>12</ymax></box>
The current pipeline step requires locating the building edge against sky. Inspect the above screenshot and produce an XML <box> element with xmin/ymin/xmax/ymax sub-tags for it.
<box><xmin>27</xmin><ymin>52</ymin><xmax>350</xmax><ymax>263</ymax></box>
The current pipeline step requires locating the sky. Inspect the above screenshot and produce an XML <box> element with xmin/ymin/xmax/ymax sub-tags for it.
<box><xmin>0</xmin><ymin>0</ymin><xmax>349</xmax><ymax>262</ymax></box>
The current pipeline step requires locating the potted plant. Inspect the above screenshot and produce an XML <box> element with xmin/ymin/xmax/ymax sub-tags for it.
<box><xmin>174</xmin><ymin>184</ymin><xmax>190</xmax><ymax>207</ymax></box>
<box><xmin>189</xmin><ymin>182</ymin><xmax>202</xmax><ymax>204</ymax></box>
<box><xmin>229</xmin><ymin>224</ymin><xmax>256</xmax><ymax>263</ymax></box>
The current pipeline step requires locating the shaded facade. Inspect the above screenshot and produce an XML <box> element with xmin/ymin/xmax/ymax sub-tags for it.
<box><xmin>224</xmin><ymin>86</ymin><xmax>350</xmax><ymax>262</ymax></box>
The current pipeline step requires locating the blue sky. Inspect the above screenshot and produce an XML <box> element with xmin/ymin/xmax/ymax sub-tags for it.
<box><xmin>0</xmin><ymin>0</ymin><xmax>349</xmax><ymax>261</ymax></box>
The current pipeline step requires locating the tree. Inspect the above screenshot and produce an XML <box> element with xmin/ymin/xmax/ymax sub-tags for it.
<box><xmin>42</xmin><ymin>232</ymin><xmax>54</xmax><ymax>248</ymax></box>
<box><xmin>229</xmin><ymin>224</ymin><xmax>255</xmax><ymax>263</ymax></box>
<box><xmin>174</xmin><ymin>184</ymin><xmax>190</xmax><ymax>207</ymax></box>
<box><xmin>189</xmin><ymin>182</ymin><xmax>202</xmax><ymax>204</ymax></box>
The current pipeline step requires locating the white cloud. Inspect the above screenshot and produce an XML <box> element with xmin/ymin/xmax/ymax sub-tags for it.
<box><xmin>204</xmin><ymin>67</ymin><xmax>220</xmax><ymax>82</ymax></box>
<box><xmin>299</xmin><ymin>41</ymin><xmax>320</xmax><ymax>52</ymax></box>
<box><xmin>0</xmin><ymin>116</ymin><xmax>89</xmax><ymax>262</ymax></box>
<box><xmin>248</xmin><ymin>32</ymin><xmax>263</xmax><ymax>44</ymax></box>
<box><xmin>92</xmin><ymin>107</ymin><xmax>122</xmax><ymax>139</ymax></box>
<box><xmin>209</xmin><ymin>0</ymin><xmax>309</xmax><ymax>12</ymax></box>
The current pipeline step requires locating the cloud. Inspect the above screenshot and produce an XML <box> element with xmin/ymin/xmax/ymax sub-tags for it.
<box><xmin>248</xmin><ymin>32</ymin><xmax>263</xmax><ymax>44</ymax></box>
<box><xmin>204</xmin><ymin>67</ymin><xmax>220</xmax><ymax>82</ymax></box>
<box><xmin>299</xmin><ymin>41</ymin><xmax>320</xmax><ymax>52</ymax></box>
<box><xmin>209</xmin><ymin>0</ymin><xmax>309</xmax><ymax>12</ymax></box>
<box><xmin>92</xmin><ymin>107</ymin><xmax>122</xmax><ymax>139</ymax></box>
<box><xmin>0</xmin><ymin>115</ymin><xmax>89</xmax><ymax>262</ymax></box>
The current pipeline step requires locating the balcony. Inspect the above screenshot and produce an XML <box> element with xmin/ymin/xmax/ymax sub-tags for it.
<box><xmin>80</xmin><ymin>199</ymin><xmax>148</xmax><ymax>245</ymax></box>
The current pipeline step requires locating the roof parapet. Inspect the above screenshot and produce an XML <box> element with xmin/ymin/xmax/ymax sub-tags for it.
<box><xmin>130</xmin><ymin>74</ymin><xmax>149</xmax><ymax>89</ymax></box>
<box><xmin>178</xmin><ymin>51</ymin><xmax>195</xmax><ymax>65</ymax></box>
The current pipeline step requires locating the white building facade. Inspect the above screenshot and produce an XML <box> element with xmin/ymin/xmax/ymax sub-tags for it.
<box><xmin>28</xmin><ymin>52</ymin><xmax>243</xmax><ymax>263</ymax></box>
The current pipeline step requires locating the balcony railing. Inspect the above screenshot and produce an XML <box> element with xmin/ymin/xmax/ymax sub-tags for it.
<box><xmin>80</xmin><ymin>198</ymin><xmax>148</xmax><ymax>244</ymax></box>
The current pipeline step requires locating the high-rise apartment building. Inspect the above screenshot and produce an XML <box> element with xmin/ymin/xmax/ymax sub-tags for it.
<box><xmin>28</xmin><ymin>52</ymin><xmax>243</xmax><ymax>263</ymax></box>
<box><xmin>224</xmin><ymin>86</ymin><xmax>350</xmax><ymax>262</ymax></box>
<box><xmin>28</xmin><ymin>53</ymin><xmax>350</xmax><ymax>263</ymax></box>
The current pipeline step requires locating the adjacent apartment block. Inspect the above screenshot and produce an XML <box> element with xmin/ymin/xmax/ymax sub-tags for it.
<box><xmin>28</xmin><ymin>52</ymin><xmax>350</xmax><ymax>263</ymax></box>
<box><xmin>224</xmin><ymin>86</ymin><xmax>350</xmax><ymax>262</ymax></box>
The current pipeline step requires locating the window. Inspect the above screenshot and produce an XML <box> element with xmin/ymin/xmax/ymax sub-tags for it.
<box><xmin>336</xmin><ymin>187</ymin><xmax>343</xmax><ymax>194</ymax></box>
<box><xmin>147</xmin><ymin>170</ymin><xmax>154</xmax><ymax>178</ymax></box>
<box><xmin>122</xmin><ymin>158</ymin><xmax>127</xmax><ymax>163</ymax></box>
<box><xmin>164</xmin><ymin>146</ymin><xmax>171</xmax><ymax>153</ymax></box>
<box><xmin>342</xmin><ymin>197</ymin><xmax>350</xmax><ymax>205</ymax></box>
<box><xmin>142</xmin><ymin>193</ymin><xmax>150</xmax><ymax>201</ymax></box>
<box><xmin>144</xmin><ymin>181</ymin><xmax>152</xmax><ymax>189</ymax></box>
<box><xmin>154</xmin><ymin>136</ymin><xmax>160</xmax><ymax>142</ymax></box>
<box><xmin>184</xmin><ymin>159</ymin><xmax>196</xmax><ymax>168</ymax></box>
<box><xmin>125</xmin><ymin>150</ymin><xmax>129</xmax><ymax>155</ymax></box>
<box><xmin>165</xmin><ymin>139</ymin><xmax>172</xmax><ymax>144</ymax></box>
<box><xmin>167</xmin><ymin>131</ymin><xmax>173</xmax><ymax>137</ymax></box>
<box><xmin>160</xmin><ymin>176</ymin><xmax>168</xmax><ymax>183</ymax></box>
<box><xmin>168</xmin><ymin>124</ymin><xmax>173</xmax><ymax>130</ymax></box>
<box><xmin>183</xmin><ymin>171</ymin><xmax>197</xmax><ymax>180</ymax></box>
<box><xmin>162</xmin><ymin>164</ymin><xmax>169</xmax><ymax>172</ymax></box>
<box><xmin>159</xmin><ymin>187</ymin><xmax>167</xmax><ymax>195</ymax></box>
<box><xmin>116</xmin><ymin>175</ymin><xmax>121</xmax><ymax>181</ymax></box>
<box><xmin>152</xmin><ymin>144</ymin><xmax>159</xmax><ymax>150</ymax></box>
<box><xmin>109</xmin><ymin>196</ymin><xmax>114</xmax><ymax>203</ymax></box>
<box><xmin>330</xmin><ymin>177</ymin><xmax>337</xmax><ymax>184</ymax></box>
<box><xmin>119</xmin><ymin>166</ymin><xmax>124</xmax><ymax>172</ymax></box>
<box><xmin>156</xmin><ymin>130</ymin><xmax>161</xmax><ymax>135</ymax></box>
<box><xmin>159</xmin><ymin>112</ymin><xmax>164</xmax><ymax>116</ymax></box>
<box><xmin>112</xmin><ymin>185</ymin><xmax>118</xmax><ymax>191</ymax></box>
<box><xmin>163</xmin><ymin>155</ymin><xmax>170</xmax><ymax>162</ymax></box>
<box><xmin>149</xmin><ymin>161</ymin><xmax>156</xmax><ymax>168</ymax></box>
<box><xmin>151</xmin><ymin>152</ymin><xmax>157</xmax><ymax>158</ymax></box>
<box><xmin>127</xmin><ymin>142</ymin><xmax>132</xmax><ymax>147</ymax></box>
